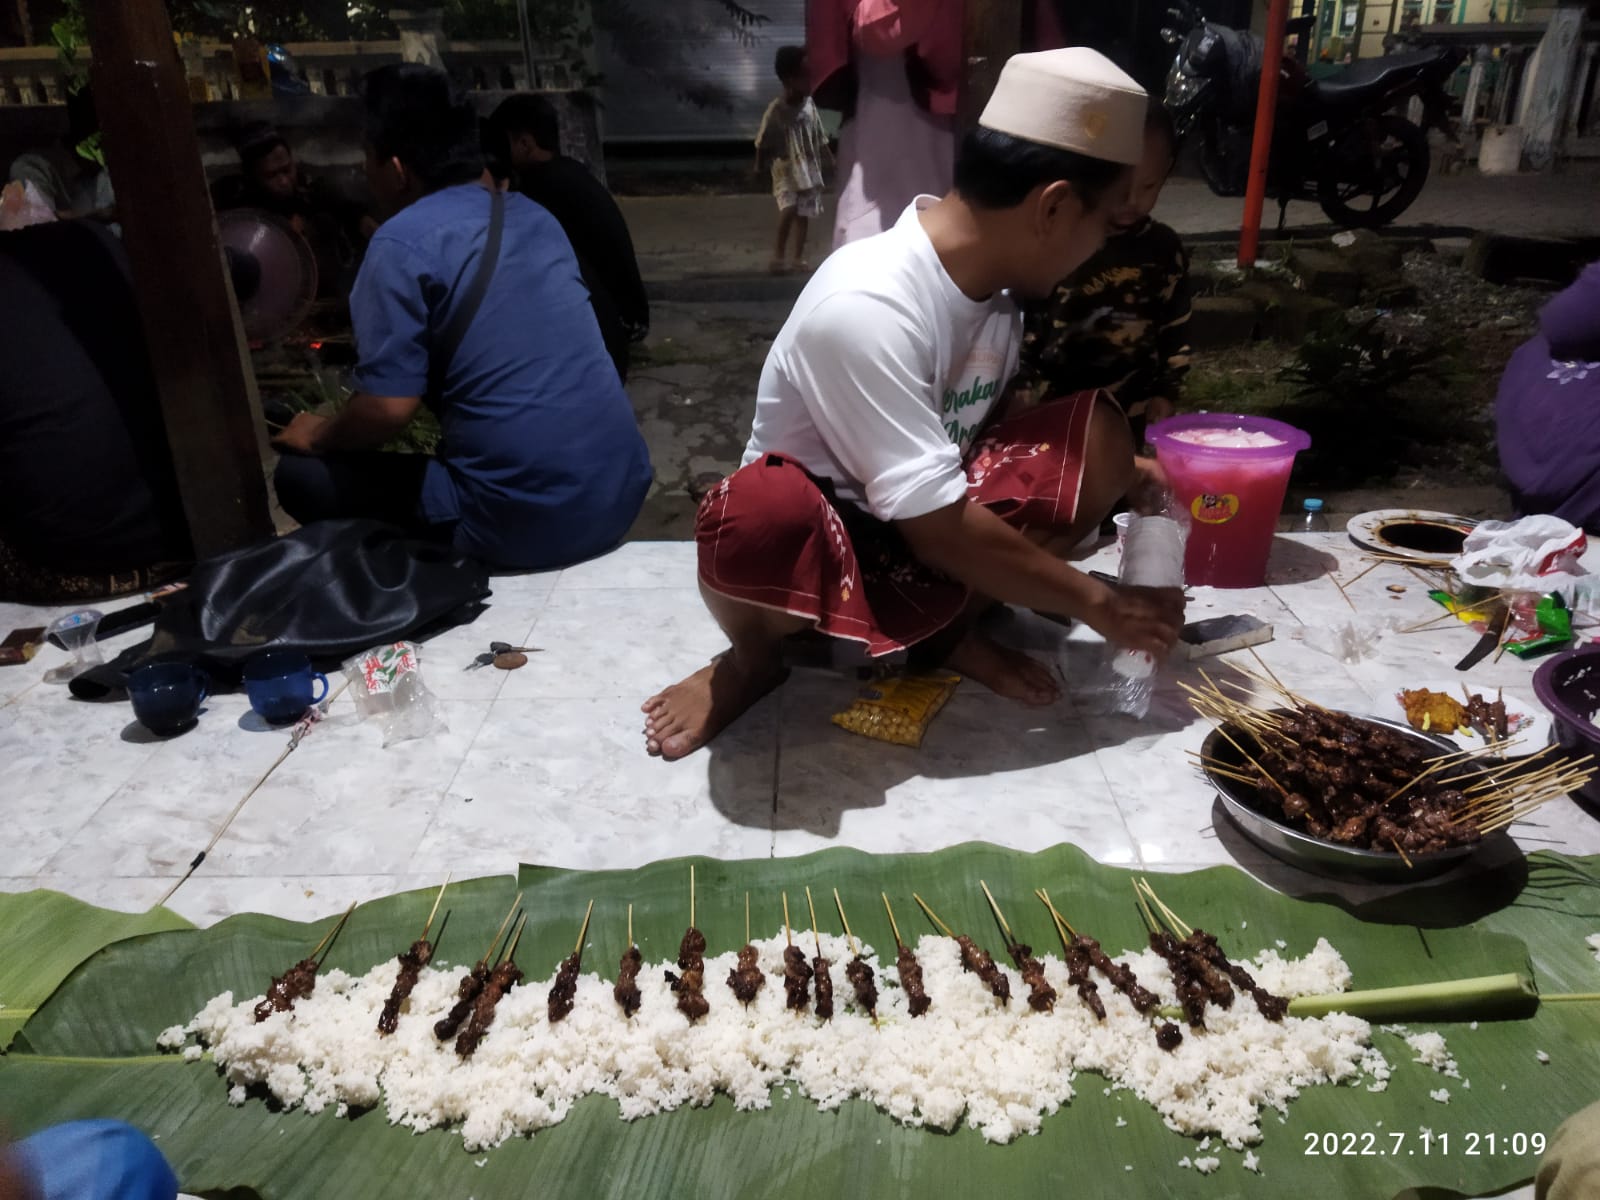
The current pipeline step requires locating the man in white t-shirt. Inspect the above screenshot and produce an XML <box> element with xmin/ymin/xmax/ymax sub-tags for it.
<box><xmin>644</xmin><ymin>48</ymin><xmax>1186</xmax><ymax>761</ymax></box>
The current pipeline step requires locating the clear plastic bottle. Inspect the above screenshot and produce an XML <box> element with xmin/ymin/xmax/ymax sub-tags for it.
<box><xmin>1104</xmin><ymin>502</ymin><xmax>1189</xmax><ymax>718</ymax></box>
<box><xmin>1300</xmin><ymin>498</ymin><xmax>1331</xmax><ymax>533</ymax></box>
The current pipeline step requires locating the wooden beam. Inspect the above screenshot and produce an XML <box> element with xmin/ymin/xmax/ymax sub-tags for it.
<box><xmin>959</xmin><ymin>0</ymin><xmax>1023</xmax><ymax>136</ymax></box>
<box><xmin>86</xmin><ymin>0</ymin><xmax>271</xmax><ymax>558</ymax></box>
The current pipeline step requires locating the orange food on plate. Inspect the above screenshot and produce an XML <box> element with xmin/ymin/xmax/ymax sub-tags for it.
<box><xmin>1398</xmin><ymin>688</ymin><xmax>1469</xmax><ymax>734</ymax></box>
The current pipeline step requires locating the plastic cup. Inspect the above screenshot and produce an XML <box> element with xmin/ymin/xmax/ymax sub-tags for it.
<box><xmin>1146</xmin><ymin>413</ymin><xmax>1311</xmax><ymax>588</ymax></box>
<box><xmin>1112</xmin><ymin>511</ymin><xmax>1133</xmax><ymax>553</ymax></box>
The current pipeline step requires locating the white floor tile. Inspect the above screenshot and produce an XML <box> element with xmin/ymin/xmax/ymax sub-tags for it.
<box><xmin>552</xmin><ymin>540</ymin><xmax>695</xmax><ymax>590</ymax></box>
<box><xmin>163</xmin><ymin>872</ymin><xmax>451</xmax><ymax>927</ymax></box>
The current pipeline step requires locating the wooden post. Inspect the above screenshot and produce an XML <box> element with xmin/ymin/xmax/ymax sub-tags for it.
<box><xmin>959</xmin><ymin>0</ymin><xmax>1024</xmax><ymax>136</ymax></box>
<box><xmin>86</xmin><ymin>0</ymin><xmax>272</xmax><ymax>558</ymax></box>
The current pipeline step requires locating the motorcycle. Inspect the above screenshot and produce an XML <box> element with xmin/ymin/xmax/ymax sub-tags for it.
<box><xmin>1162</xmin><ymin>2</ymin><xmax>1463</xmax><ymax>228</ymax></box>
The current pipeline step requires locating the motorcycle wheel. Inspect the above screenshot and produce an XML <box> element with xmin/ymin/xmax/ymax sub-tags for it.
<box><xmin>1316</xmin><ymin>113</ymin><xmax>1430</xmax><ymax>229</ymax></box>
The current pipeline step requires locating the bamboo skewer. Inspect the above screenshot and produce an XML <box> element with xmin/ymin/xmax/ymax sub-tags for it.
<box><xmin>689</xmin><ymin>865</ymin><xmax>696</xmax><ymax>930</ymax></box>
<box><xmin>1132</xmin><ymin>880</ymin><xmax>1160</xmax><ymax>935</ymax></box>
<box><xmin>834</xmin><ymin>889</ymin><xmax>861</xmax><ymax>957</ymax></box>
<box><xmin>1391</xmin><ymin>839</ymin><xmax>1414</xmax><ymax>869</ymax></box>
<box><xmin>421</xmin><ymin>875</ymin><xmax>450</xmax><ymax>943</ymax></box>
<box><xmin>1035</xmin><ymin>888</ymin><xmax>1076</xmax><ymax>943</ymax></box>
<box><xmin>573</xmin><ymin>900</ymin><xmax>594</xmax><ymax>958</ymax></box>
<box><xmin>744</xmin><ymin>892</ymin><xmax>751</xmax><ymax>946</ymax></box>
<box><xmin>782</xmin><ymin>893</ymin><xmax>794</xmax><ymax>947</ymax></box>
<box><xmin>978</xmin><ymin>880</ymin><xmax>1013</xmax><ymax>941</ymax></box>
<box><xmin>1136</xmin><ymin>879</ymin><xmax>1192</xmax><ymax>939</ymax></box>
<box><xmin>502</xmin><ymin>914</ymin><xmax>528</xmax><ymax>965</ymax></box>
<box><xmin>312</xmin><ymin>902</ymin><xmax>357</xmax><ymax>965</ymax></box>
<box><xmin>911</xmin><ymin>893</ymin><xmax>956</xmax><ymax>938</ymax></box>
<box><xmin>805</xmin><ymin>887</ymin><xmax>824</xmax><ymax>959</ymax></box>
<box><xmin>881</xmin><ymin>893</ymin><xmax>905</xmax><ymax>950</ymax></box>
<box><xmin>627</xmin><ymin>903</ymin><xmax>634</xmax><ymax>949</ymax></box>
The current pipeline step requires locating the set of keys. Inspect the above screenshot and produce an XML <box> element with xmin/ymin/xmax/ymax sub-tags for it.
<box><xmin>463</xmin><ymin>641</ymin><xmax>542</xmax><ymax>671</ymax></box>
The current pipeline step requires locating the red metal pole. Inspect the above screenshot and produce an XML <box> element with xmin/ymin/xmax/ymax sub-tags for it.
<box><xmin>1237</xmin><ymin>0</ymin><xmax>1292</xmax><ymax>269</ymax></box>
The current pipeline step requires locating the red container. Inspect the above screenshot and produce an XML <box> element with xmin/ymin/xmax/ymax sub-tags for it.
<box><xmin>1146</xmin><ymin>413</ymin><xmax>1312</xmax><ymax>588</ymax></box>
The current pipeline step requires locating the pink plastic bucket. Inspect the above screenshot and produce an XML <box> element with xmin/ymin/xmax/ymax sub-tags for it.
<box><xmin>1146</xmin><ymin>413</ymin><xmax>1312</xmax><ymax>588</ymax></box>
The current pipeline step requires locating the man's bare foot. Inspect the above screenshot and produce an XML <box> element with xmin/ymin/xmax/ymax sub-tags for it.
<box><xmin>642</xmin><ymin>653</ymin><xmax>788</xmax><ymax>760</ymax></box>
<box><xmin>945</xmin><ymin>630</ymin><xmax>1059</xmax><ymax>706</ymax></box>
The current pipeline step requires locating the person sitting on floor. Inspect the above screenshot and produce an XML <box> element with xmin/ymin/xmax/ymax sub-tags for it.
<box><xmin>0</xmin><ymin>219</ymin><xmax>191</xmax><ymax>603</ymax></box>
<box><xmin>1011</xmin><ymin>103</ymin><xmax>1191</xmax><ymax>444</ymax></box>
<box><xmin>7</xmin><ymin>86</ymin><xmax>114</xmax><ymax>226</ymax></box>
<box><xmin>211</xmin><ymin>123</ymin><xmax>378</xmax><ymax>297</ymax></box>
<box><xmin>272</xmin><ymin>64</ymin><xmax>653</xmax><ymax>572</ymax></box>
<box><xmin>641</xmin><ymin>48</ymin><xmax>1187</xmax><ymax>761</ymax></box>
<box><xmin>486</xmin><ymin>94</ymin><xmax>649</xmax><ymax>383</ymax></box>
<box><xmin>1495</xmin><ymin>258</ymin><xmax>1600</xmax><ymax>533</ymax></box>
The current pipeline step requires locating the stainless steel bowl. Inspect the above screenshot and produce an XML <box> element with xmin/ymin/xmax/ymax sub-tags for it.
<box><xmin>1201</xmin><ymin>713</ymin><xmax>1513</xmax><ymax>882</ymax></box>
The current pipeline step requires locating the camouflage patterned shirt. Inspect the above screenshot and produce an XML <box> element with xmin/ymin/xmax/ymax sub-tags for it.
<box><xmin>1013</xmin><ymin>217</ymin><xmax>1192</xmax><ymax>420</ymax></box>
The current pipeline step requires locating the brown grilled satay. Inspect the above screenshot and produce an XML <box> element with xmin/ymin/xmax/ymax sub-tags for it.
<box><xmin>667</xmin><ymin>923</ymin><xmax>710</xmax><ymax>1021</ymax></box>
<box><xmin>1155</xmin><ymin>1022</ymin><xmax>1184</xmax><ymax>1051</ymax></box>
<box><xmin>678</xmin><ymin>927</ymin><xmax>706</xmax><ymax>972</ymax></box>
<box><xmin>435</xmin><ymin>962</ymin><xmax>490</xmax><ymax>1040</ymax></box>
<box><xmin>727</xmin><ymin>945</ymin><xmax>765</xmax><ymax>1005</ymax></box>
<box><xmin>455</xmin><ymin>956</ymin><xmax>523</xmax><ymax>1057</ymax></box>
<box><xmin>378</xmin><ymin>938</ymin><xmax>435</xmax><ymax>1035</ymax></box>
<box><xmin>547</xmin><ymin>952</ymin><xmax>581</xmax><ymax>1023</ymax></box>
<box><xmin>254</xmin><ymin>957</ymin><xmax>319</xmax><ymax>1023</ymax></box>
<box><xmin>615</xmin><ymin>945</ymin><xmax>643</xmax><ymax>1017</ymax></box>
<box><xmin>845</xmin><ymin>955</ymin><xmax>878</xmax><ymax>1017</ymax></box>
<box><xmin>1187</xmin><ymin>930</ymin><xmax>1288</xmax><ymax>1022</ymax></box>
<box><xmin>1073</xmin><ymin>934</ymin><xmax>1158</xmax><ymax>1014</ymax></box>
<box><xmin>1150</xmin><ymin>931</ymin><xmax>1207</xmax><ymax>1029</ymax></box>
<box><xmin>954</xmin><ymin>934</ymin><xmax>1011</xmax><ymax>1004</ymax></box>
<box><xmin>812</xmin><ymin>955</ymin><xmax>835</xmax><ymax>1020</ymax></box>
<box><xmin>1007</xmin><ymin>940</ymin><xmax>1058</xmax><ymax>1013</ymax></box>
<box><xmin>1059</xmin><ymin>940</ymin><xmax>1104</xmax><ymax>1020</ymax></box>
<box><xmin>782</xmin><ymin>945</ymin><xmax>814</xmax><ymax>1012</ymax></box>
<box><xmin>895</xmin><ymin>944</ymin><xmax>931</xmax><ymax>1017</ymax></box>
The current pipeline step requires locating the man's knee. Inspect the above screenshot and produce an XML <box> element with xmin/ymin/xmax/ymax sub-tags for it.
<box><xmin>1080</xmin><ymin>394</ymin><xmax>1137</xmax><ymax>513</ymax></box>
<box><xmin>697</xmin><ymin>457</ymin><xmax>832</xmax><ymax>586</ymax></box>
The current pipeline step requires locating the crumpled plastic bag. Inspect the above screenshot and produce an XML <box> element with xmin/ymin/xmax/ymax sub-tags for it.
<box><xmin>0</xmin><ymin>180</ymin><xmax>57</xmax><ymax>231</ymax></box>
<box><xmin>1452</xmin><ymin>516</ymin><xmax>1588</xmax><ymax>593</ymax></box>
<box><xmin>341</xmin><ymin>640</ymin><xmax>446</xmax><ymax>746</ymax></box>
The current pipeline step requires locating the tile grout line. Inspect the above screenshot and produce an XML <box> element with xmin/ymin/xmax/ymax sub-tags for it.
<box><xmin>397</xmin><ymin>697</ymin><xmax>501</xmax><ymax>878</ymax></box>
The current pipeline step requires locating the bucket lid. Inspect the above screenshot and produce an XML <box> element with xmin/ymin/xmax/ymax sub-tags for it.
<box><xmin>1146</xmin><ymin>413</ymin><xmax>1312</xmax><ymax>460</ymax></box>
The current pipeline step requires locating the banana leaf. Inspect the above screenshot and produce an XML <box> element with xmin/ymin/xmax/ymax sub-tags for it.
<box><xmin>3</xmin><ymin>844</ymin><xmax>1598</xmax><ymax>1200</ymax></box>
<box><xmin>0</xmin><ymin>890</ymin><xmax>191</xmax><ymax>1049</ymax></box>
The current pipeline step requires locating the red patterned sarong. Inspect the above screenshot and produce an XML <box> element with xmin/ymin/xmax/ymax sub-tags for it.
<box><xmin>697</xmin><ymin>391</ymin><xmax>1100</xmax><ymax>656</ymax></box>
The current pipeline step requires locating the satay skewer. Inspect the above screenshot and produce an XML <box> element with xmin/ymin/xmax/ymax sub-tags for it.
<box><xmin>434</xmin><ymin>892</ymin><xmax>522</xmax><ymax>1041</ymax></box>
<box><xmin>456</xmin><ymin>913</ymin><xmax>527</xmax><ymax>1057</ymax></box>
<box><xmin>614</xmin><ymin>904</ymin><xmax>643</xmax><ymax>1018</ymax></box>
<box><xmin>668</xmin><ymin>866</ymin><xmax>709</xmax><ymax>1022</ymax></box>
<box><xmin>378</xmin><ymin>877</ymin><xmax>450</xmax><ymax>1035</ymax></box>
<box><xmin>547</xmin><ymin>899</ymin><xmax>593</xmax><ymax>1024</ymax></box>
<box><xmin>804</xmin><ymin>886</ymin><xmax>834</xmax><ymax>1020</ymax></box>
<box><xmin>980</xmin><ymin>881</ymin><xmax>1055</xmax><ymax>1012</ymax></box>
<box><xmin>914</xmin><ymin>892</ymin><xmax>1009</xmax><ymax>1005</ymax></box>
<box><xmin>727</xmin><ymin>891</ymin><xmax>764</xmax><ymax>1005</ymax></box>
<box><xmin>780</xmin><ymin>892</ymin><xmax>813</xmax><ymax>1012</ymax></box>
<box><xmin>253</xmin><ymin>902</ymin><xmax>356</xmax><ymax>1023</ymax></box>
<box><xmin>882</xmin><ymin>893</ymin><xmax>929</xmax><ymax>1016</ymax></box>
<box><xmin>834</xmin><ymin>888</ymin><xmax>878</xmax><ymax>1020</ymax></box>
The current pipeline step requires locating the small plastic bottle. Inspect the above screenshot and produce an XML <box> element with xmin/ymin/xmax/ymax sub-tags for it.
<box><xmin>1300</xmin><ymin>498</ymin><xmax>1331</xmax><ymax>533</ymax></box>
<box><xmin>1104</xmin><ymin>503</ymin><xmax>1189</xmax><ymax>718</ymax></box>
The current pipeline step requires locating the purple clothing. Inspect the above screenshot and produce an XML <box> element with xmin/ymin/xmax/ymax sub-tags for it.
<box><xmin>1495</xmin><ymin>261</ymin><xmax>1600</xmax><ymax>533</ymax></box>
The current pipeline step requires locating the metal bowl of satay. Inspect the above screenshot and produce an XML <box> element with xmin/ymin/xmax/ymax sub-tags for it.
<box><xmin>1183</xmin><ymin>666</ymin><xmax>1593</xmax><ymax>880</ymax></box>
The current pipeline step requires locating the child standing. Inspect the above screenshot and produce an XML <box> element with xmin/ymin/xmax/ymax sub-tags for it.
<box><xmin>1012</xmin><ymin>104</ymin><xmax>1192</xmax><ymax>441</ymax></box>
<box><xmin>756</xmin><ymin>46</ymin><xmax>831</xmax><ymax>273</ymax></box>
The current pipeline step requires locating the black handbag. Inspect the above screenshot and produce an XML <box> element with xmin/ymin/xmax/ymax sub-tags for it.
<box><xmin>70</xmin><ymin>518</ymin><xmax>490</xmax><ymax>698</ymax></box>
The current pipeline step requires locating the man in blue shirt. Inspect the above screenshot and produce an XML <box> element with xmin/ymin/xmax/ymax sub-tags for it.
<box><xmin>272</xmin><ymin>64</ymin><xmax>653</xmax><ymax>571</ymax></box>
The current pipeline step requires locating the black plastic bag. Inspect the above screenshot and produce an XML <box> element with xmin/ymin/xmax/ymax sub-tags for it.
<box><xmin>71</xmin><ymin>519</ymin><xmax>490</xmax><ymax>698</ymax></box>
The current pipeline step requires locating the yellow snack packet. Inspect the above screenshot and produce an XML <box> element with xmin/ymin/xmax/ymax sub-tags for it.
<box><xmin>831</xmin><ymin>673</ymin><xmax>960</xmax><ymax>748</ymax></box>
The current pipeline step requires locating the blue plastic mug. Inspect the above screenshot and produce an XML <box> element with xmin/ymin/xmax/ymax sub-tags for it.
<box><xmin>127</xmin><ymin>662</ymin><xmax>209</xmax><ymax>736</ymax></box>
<box><xmin>242</xmin><ymin>650</ymin><xmax>328</xmax><ymax>726</ymax></box>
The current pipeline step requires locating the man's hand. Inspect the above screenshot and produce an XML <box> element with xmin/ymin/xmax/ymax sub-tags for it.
<box><xmin>1081</xmin><ymin>581</ymin><xmax>1186</xmax><ymax>657</ymax></box>
<box><xmin>1127</xmin><ymin>454</ymin><xmax>1173</xmax><ymax>514</ymax></box>
<box><xmin>1145</xmin><ymin>395</ymin><xmax>1175</xmax><ymax>425</ymax></box>
<box><xmin>271</xmin><ymin>411</ymin><xmax>330</xmax><ymax>456</ymax></box>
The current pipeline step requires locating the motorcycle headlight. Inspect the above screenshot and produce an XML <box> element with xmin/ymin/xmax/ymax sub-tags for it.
<box><xmin>1164</xmin><ymin>64</ymin><xmax>1206</xmax><ymax>110</ymax></box>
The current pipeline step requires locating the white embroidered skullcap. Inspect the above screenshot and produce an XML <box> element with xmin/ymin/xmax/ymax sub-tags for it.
<box><xmin>978</xmin><ymin>48</ymin><xmax>1148</xmax><ymax>166</ymax></box>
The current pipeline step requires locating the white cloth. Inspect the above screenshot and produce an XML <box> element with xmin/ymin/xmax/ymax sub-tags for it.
<box><xmin>743</xmin><ymin>197</ymin><xmax>1020</xmax><ymax>522</ymax></box>
<box><xmin>831</xmin><ymin>53</ymin><xmax>955</xmax><ymax>249</ymax></box>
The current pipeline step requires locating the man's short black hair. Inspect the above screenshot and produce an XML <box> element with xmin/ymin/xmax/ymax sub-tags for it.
<box><xmin>490</xmin><ymin>93</ymin><xmax>561</xmax><ymax>155</ymax></box>
<box><xmin>1145</xmin><ymin>103</ymin><xmax>1179</xmax><ymax>168</ymax></box>
<box><xmin>362</xmin><ymin>63</ymin><xmax>485</xmax><ymax>192</ymax></box>
<box><xmin>953</xmin><ymin>127</ymin><xmax>1130</xmax><ymax>211</ymax></box>
<box><xmin>774</xmin><ymin>44</ymin><xmax>806</xmax><ymax>83</ymax></box>
<box><xmin>236</xmin><ymin>122</ymin><xmax>289</xmax><ymax>174</ymax></box>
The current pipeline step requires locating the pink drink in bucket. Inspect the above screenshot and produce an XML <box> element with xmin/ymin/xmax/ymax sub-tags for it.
<box><xmin>1146</xmin><ymin>414</ymin><xmax>1311</xmax><ymax>588</ymax></box>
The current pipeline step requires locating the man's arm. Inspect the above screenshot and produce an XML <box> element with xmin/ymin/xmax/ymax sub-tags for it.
<box><xmin>272</xmin><ymin>394</ymin><xmax>421</xmax><ymax>456</ymax></box>
<box><xmin>897</xmin><ymin>499</ymin><xmax>1183</xmax><ymax>655</ymax></box>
